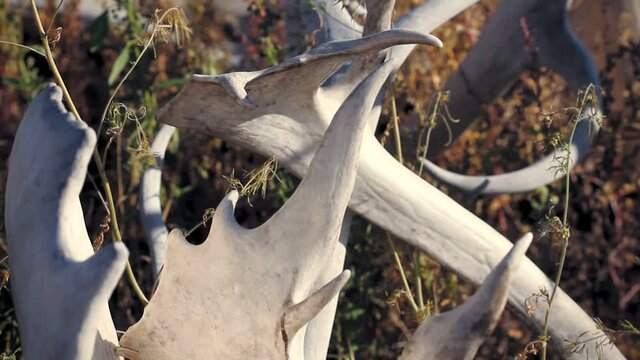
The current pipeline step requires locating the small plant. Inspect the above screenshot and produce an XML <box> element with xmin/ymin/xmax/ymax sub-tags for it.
<box><xmin>223</xmin><ymin>157</ymin><xmax>281</xmax><ymax>206</ymax></box>
<box><xmin>563</xmin><ymin>318</ymin><xmax>640</xmax><ymax>358</ymax></box>
<box><xmin>522</xmin><ymin>84</ymin><xmax>605</xmax><ymax>359</ymax></box>
<box><xmin>415</xmin><ymin>90</ymin><xmax>459</xmax><ymax>176</ymax></box>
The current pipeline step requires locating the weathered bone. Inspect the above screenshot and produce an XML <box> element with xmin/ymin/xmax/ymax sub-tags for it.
<box><xmin>420</xmin><ymin>0</ymin><xmax>602</xmax><ymax>194</ymax></box>
<box><xmin>400</xmin><ymin>233</ymin><xmax>533</xmax><ymax>360</ymax></box>
<box><xmin>283</xmin><ymin>269</ymin><xmax>352</xmax><ymax>337</ymax></box>
<box><xmin>322</xmin><ymin>0</ymin><xmax>480</xmax><ymax>118</ymax></box>
<box><xmin>139</xmin><ymin>124</ymin><xmax>175</xmax><ymax>276</ymax></box>
<box><xmin>137</xmin><ymin>3</ymin><xmax>472</xmax><ymax>355</ymax></box>
<box><xmin>159</xmin><ymin>29</ymin><xmax>624</xmax><ymax>360</ymax></box>
<box><xmin>309</xmin><ymin>0</ymin><xmax>363</xmax><ymax>44</ymax></box>
<box><xmin>119</xmin><ymin>57</ymin><xmax>398</xmax><ymax>360</ymax></box>
<box><xmin>282</xmin><ymin>0</ymin><xmax>361</xmax><ymax>56</ymax></box>
<box><xmin>4</xmin><ymin>84</ymin><xmax>128</xmax><ymax>360</ymax></box>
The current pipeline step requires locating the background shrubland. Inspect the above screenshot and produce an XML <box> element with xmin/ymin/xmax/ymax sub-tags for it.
<box><xmin>0</xmin><ymin>0</ymin><xmax>638</xmax><ymax>359</ymax></box>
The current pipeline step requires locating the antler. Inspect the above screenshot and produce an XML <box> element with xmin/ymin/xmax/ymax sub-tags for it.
<box><xmin>139</xmin><ymin>124</ymin><xmax>175</xmax><ymax>276</ymax></box>
<box><xmin>119</xmin><ymin>56</ymin><xmax>401</xmax><ymax>360</ymax></box>
<box><xmin>400</xmin><ymin>234</ymin><xmax>533</xmax><ymax>360</ymax></box>
<box><xmin>420</xmin><ymin>0</ymin><xmax>602</xmax><ymax>194</ymax></box>
<box><xmin>4</xmin><ymin>84</ymin><xmax>127</xmax><ymax>360</ymax></box>
<box><xmin>159</xmin><ymin>23</ymin><xmax>624</xmax><ymax>360</ymax></box>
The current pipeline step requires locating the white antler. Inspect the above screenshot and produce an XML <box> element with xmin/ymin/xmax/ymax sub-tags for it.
<box><xmin>159</xmin><ymin>26</ymin><xmax>624</xmax><ymax>360</ymax></box>
<box><xmin>4</xmin><ymin>84</ymin><xmax>127</xmax><ymax>360</ymax></box>
<box><xmin>420</xmin><ymin>0</ymin><xmax>602</xmax><ymax>194</ymax></box>
<box><xmin>119</xmin><ymin>57</ymin><xmax>401</xmax><ymax>360</ymax></box>
<box><xmin>400</xmin><ymin>233</ymin><xmax>533</xmax><ymax>360</ymax></box>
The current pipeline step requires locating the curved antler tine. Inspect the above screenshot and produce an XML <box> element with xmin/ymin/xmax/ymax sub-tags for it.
<box><xmin>400</xmin><ymin>234</ymin><xmax>533</xmax><ymax>360</ymax></box>
<box><xmin>390</xmin><ymin>0</ymin><xmax>478</xmax><ymax>72</ymax></box>
<box><xmin>420</xmin><ymin>104</ymin><xmax>601</xmax><ymax>195</ymax></box>
<box><xmin>421</xmin><ymin>0</ymin><xmax>602</xmax><ymax>195</ymax></box>
<box><xmin>283</xmin><ymin>270</ymin><xmax>351</xmax><ymax>338</ymax></box>
<box><xmin>322</xmin><ymin>0</ymin><xmax>468</xmax><ymax>141</ymax></box>
<box><xmin>140</xmin><ymin>124</ymin><xmax>175</xmax><ymax>276</ymax></box>
<box><xmin>325</xmin><ymin>0</ymin><xmax>398</xmax><ymax>129</ymax></box>
<box><xmin>324</xmin><ymin>0</ymin><xmax>469</xmax><ymax>129</ymax></box>
<box><xmin>5</xmin><ymin>84</ymin><xmax>126</xmax><ymax>359</ymax></box>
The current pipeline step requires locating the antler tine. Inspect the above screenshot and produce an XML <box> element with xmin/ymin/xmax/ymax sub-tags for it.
<box><xmin>400</xmin><ymin>234</ymin><xmax>533</xmax><ymax>360</ymax></box>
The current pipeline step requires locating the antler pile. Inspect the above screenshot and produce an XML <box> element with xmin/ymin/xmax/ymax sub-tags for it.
<box><xmin>3</xmin><ymin>1</ymin><xmax>628</xmax><ymax>359</ymax></box>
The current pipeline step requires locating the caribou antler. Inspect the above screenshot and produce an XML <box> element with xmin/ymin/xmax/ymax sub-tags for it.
<box><xmin>119</xmin><ymin>56</ymin><xmax>399</xmax><ymax>360</ymax></box>
<box><xmin>159</xmin><ymin>22</ymin><xmax>624</xmax><ymax>360</ymax></box>
<box><xmin>420</xmin><ymin>0</ymin><xmax>602</xmax><ymax>194</ymax></box>
<box><xmin>400</xmin><ymin>233</ymin><xmax>532</xmax><ymax>360</ymax></box>
<box><xmin>4</xmin><ymin>84</ymin><xmax>128</xmax><ymax>360</ymax></box>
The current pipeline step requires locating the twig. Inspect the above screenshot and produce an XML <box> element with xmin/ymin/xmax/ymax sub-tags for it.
<box><xmin>29</xmin><ymin>0</ymin><xmax>149</xmax><ymax>305</ymax></box>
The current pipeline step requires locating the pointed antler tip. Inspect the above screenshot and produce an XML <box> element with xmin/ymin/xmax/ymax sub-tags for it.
<box><xmin>283</xmin><ymin>269</ymin><xmax>351</xmax><ymax>337</ymax></box>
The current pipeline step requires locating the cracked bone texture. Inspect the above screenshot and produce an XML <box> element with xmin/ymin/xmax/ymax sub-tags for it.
<box><xmin>159</xmin><ymin>20</ymin><xmax>624</xmax><ymax>360</ymax></box>
<box><xmin>400</xmin><ymin>234</ymin><xmax>533</xmax><ymax>360</ymax></box>
<box><xmin>4</xmin><ymin>84</ymin><xmax>128</xmax><ymax>360</ymax></box>
<box><xmin>119</xmin><ymin>57</ymin><xmax>399</xmax><ymax>360</ymax></box>
<box><xmin>421</xmin><ymin>0</ymin><xmax>602</xmax><ymax>194</ymax></box>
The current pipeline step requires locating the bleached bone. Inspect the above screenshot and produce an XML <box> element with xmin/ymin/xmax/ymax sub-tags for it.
<box><xmin>400</xmin><ymin>233</ymin><xmax>533</xmax><ymax>360</ymax></box>
<box><xmin>4</xmin><ymin>84</ymin><xmax>128</xmax><ymax>360</ymax></box>
<box><xmin>282</xmin><ymin>0</ymin><xmax>361</xmax><ymax>56</ymax></box>
<box><xmin>420</xmin><ymin>0</ymin><xmax>602</xmax><ymax>194</ymax></box>
<box><xmin>160</xmin><ymin>30</ymin><xmax>624</xmax><ymax>360</ymax></box>
<box><xmin>135</xmin><ymin>3</ymin><xmax>473</xmax><ymax>353</ymax></box>
<box><xmin>309</xmin><ymin>0</ymin><xmax>363</xmax><ymax>44</ymax></box>
<box><xmin>118</xmin><ymin>56</ymin><xmax>399</xmax><ymax>360</ymax></box>
<box><xmin>139</xmin><ymin>124</ymin><xmax>175</xmax><ymax>276</ymax></box>
<box><xmin>322</xmin><ymin>0</ymin><xmax>481</xmax><ymax>114</ymax></box>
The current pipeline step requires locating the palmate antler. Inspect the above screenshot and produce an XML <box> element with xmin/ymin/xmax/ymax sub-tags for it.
<box><xmin>7</xmin><ymin>73</ymin><xmax>532</xmax><ymax>360</ymax></box>
<box><xmin>121</xmin><ymin>45</ymin><xmax>532</xmax><ymax>359</ymax></box>
<box><xmin>118</xmin><ymin>54</ymin><xmax>397</xmax><ymax>360</ymax></box>
<box><xmin>2</xmin><ymin>32</ymin><xmax>620</xmax><ymax>360</ymax></box>
<box><xmin>154</xmin><ymin>2</ymin><xmax>624</xmax><ymax>358</ymax></box>
<box><xmin>5</xmin><ymin>84</ymin><xmax>127</xmax><ymax>360</ymax></box>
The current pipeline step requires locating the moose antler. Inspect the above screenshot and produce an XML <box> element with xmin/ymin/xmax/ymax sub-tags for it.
<box><xmin>4</xmin><ymin>84</ymin><xmax>128</xmax><ymax>360</ymax></box>
<box><xmin>420</xmin><ymin>0</ymin><xmax>602</xmax><ymax>194</ymax></box>
<box><xmin>119</xmin><ymin>55</ymin><xmax>401</xmax><ymax>360</ymax></box>
<box><xmin>159</xmin><ymin>20</ymin><xmax>624</xmax><ymax>360</ymax></box>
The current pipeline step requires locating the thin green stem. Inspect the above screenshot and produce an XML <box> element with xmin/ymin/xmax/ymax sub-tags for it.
<box><xmin>390</xmin><ymin>90</ymin><xmax>404</xmax><ymax>164</ymax></box>
<box><xmin>417</xmin><ymin>126</ymin><xmax>433</xmax><ymax>177</ymax></box>
<box><xmin>0</xmin><ymin>41</ymin><xmax>46</xmax><ymax>57</ymax></box>
<box><xmin>386</xmin><ymin>232</ymin><xmax>420</xmax><ymax>315</ymax></box>
<box><xmin>540</xmin><ymin>119</ymin><xmax>579</xmax><ymax>360</ymax></box>
<box><xmin>98</xmin><ymin>8</ymin><xmax>180</xmax><ymax>135</ymax></box>
<box><xmin>414</xmin><ymin>251</ymin><xmax>424</xmax><ymax>311</ymax></box>
<box><xmin>46</xmin><ymin>0</ymin><xmax>64</xmax><ymax>34</ymax></box>
<box><xmin>29</xmin><ymin>0</ymin><xmax>148</xmax><ymax>305</ymax></box>
<box><xmin>29</xmin><ymin>0</ymin><xmax>81</xmax><ymax>121</ymax></box>
<box><xmin>417</xmin><ymin>91</ymin><xmax>441</xmax><ymax>177</ymax></box>
<box><xmin>389</xmin><ymin>89</ymin><xmax>426</xmax><ymax>319</ymax></box>
<box><xmin>94</xmin><ymin>154</ymin><xmax>149</xmax><ymax>305</ymax></box>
